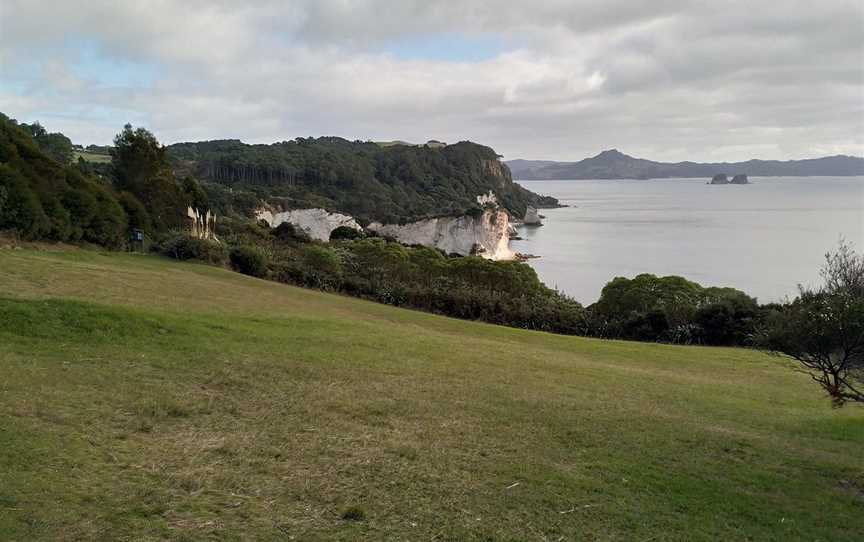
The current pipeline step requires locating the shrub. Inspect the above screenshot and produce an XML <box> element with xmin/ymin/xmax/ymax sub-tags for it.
<box><xmin>329</xmin><ymin>225</ymin><xmax>363</xmax><ymax>241</ymax></box>
<box><xmin>229</xmin><ymin>245</ymin><xmax>268</xmax><ymax>277</ymax></box>
<box><xmin>300</xmin><ymin>245</ymin><xmax>343</xmax><ymax>289</ymax></box>
<box><xmin>161</xmin><ymin>233</ymin><xmax>227</xmax><ymax>264</ymax></box>
<box><xmin>340</xmin><ymin>506</ymin><xmax>366</xmax><ymax>522</ymax></box>
<box><xmin>273</xmin><ymin>221</ymin><xmax>311</xmax><ymax>244</ymax></box>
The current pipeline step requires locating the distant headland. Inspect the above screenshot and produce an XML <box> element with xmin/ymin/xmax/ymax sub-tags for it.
<box><xmin>507</xmin><ymin>149</ymin><xmax>864</xmax><ymax>180</ymax></box>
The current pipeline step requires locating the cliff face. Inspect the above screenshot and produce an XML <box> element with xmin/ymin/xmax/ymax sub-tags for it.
<box><xmin>255</xmin><ymin>208</ymin><xmax>362</xmax><ymax>241</ymax></box>
<box><xmin>367</xmin><ymin>210</ymin><xmax>514</xmax><ymax>260</ymax></box>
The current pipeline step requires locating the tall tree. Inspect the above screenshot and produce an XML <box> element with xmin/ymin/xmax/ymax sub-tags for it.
<box><xmin>111</xmin><ymin>124</ymin><xmax>185</xmax><ymax>231</ymax></box>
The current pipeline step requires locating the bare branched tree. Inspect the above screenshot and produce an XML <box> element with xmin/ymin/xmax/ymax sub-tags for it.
<box><xmin>760</xmin><ymin>240</ymin><xmax>864</xmax><ymax>406</ymax></box>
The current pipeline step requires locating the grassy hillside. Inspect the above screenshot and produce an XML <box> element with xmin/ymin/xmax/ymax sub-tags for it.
<box><xmin>72</xmin><ymin>149</ymin><xmax>112</xmax><ymax>164</ymax></box>
<box><xmin>0</xmin><ymin>249</ymin><xmax>861</xmax><ymax>541</ymax></box>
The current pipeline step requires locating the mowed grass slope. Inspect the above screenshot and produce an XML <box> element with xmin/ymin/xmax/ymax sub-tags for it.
<box><xmin>0</xmin><ymin>250</ymin><xmax>861</xmax><ymax>541</ymax></box>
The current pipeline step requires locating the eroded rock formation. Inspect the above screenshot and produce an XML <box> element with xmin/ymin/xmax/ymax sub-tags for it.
<box><xmin>255</xmin><ymin>208</ymin><xmax>363</xmax><ymax>241</ymax></box>
<box><xmin>523</xmin><ymin>206</ymin><xmax>542</xmax><ymax>225</ymax></box>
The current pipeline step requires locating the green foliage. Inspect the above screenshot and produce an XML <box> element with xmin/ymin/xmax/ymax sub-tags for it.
<box><xmin>160</xmin><ymin>233</ymin><xmax>227</xmax><ymax>264</ymax></box>
<box><xmin>265</xmin><ymin>235</ymin><xmax>585</xmax><ymax>335</ymax></box>
<box><xmin>117</xmin><ymin>191</ymin><xmax>152</xmax><ymax>232</ymax></box>
<box><xmin>0</xmin><ymin>114</ymin><xmax>141</xmax><ymax>246</ymax></box>
<box><xmin>112</xmin><ymin>124</ymin><xmax>188</xmax><ymax>232</ymax></box>
<box><xmin>329</xmin><ymin>225</ymin><xmax>363</xmax><ymax>241</ymax></box>
<box><xmin>180</xmin><ymin>176</ymin><xmax>208</xmax><ymax>210</ymax></box>
<box><xmin>273</xmin><ymin>221</ymin><xmax>311</xmax><ymax>244</ymax></box>
<box><xmin>759</xmin><ymin>242</ymin><xmax>864</xmax><ymax>405</ymax></box>
<box><xmin>229</xmin><ymin>245</ymin><xmax>268</xmax><ymax>277</ymax></box>
<box><xmin>589</xmin><ymin>273</ymin><xmax>759</xmax><ymax>345</ymax></box>
<box><xmin>299</xmin><ymin>245</ymin><xmax>343</xmax><ymax>288</ymax></box>
<box><xmin>0</xmin><ymin>164</ymin><xmax>49</xmax><ymax>238</ymax></box>
<box><xmin>19</xmin><ymin>122</ymin><xmax>73</xmax><ymax>164</ymax></box>
<box><xmin>167</xmin><ymin>137</ymin><xmax>558</xmax><ymax>223</ymax></box>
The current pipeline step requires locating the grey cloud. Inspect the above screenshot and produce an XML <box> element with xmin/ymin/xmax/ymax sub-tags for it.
<box><xmin>0</xmin><ymin>0</ymin><xmax>861</xmax><ymax>161</ymax></box>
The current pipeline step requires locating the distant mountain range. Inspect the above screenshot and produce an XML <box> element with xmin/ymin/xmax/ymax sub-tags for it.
<box><xmin>506</xmin><ymin>149</ymin><xmax>864</xmax><ymax>180</ymax></box>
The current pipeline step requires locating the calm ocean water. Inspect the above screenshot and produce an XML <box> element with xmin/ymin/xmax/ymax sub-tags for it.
<box><xmin>512</xmin><ymin>177</ymin><xmax>864</xmax><ymax>304</ymax></box>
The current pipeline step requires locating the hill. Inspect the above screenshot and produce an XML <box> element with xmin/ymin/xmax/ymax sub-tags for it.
<box><xmin>167</xmin><ymin>138</ymin><xmax>558</xmax><ymax>225</ymax></box>
<box><xmin>507</xmin><ymin>149</ymin><xmax>864</xmax><ymax>180</ymax></box>
<box><xmin>0</xmin><ymin>113</ymin><xmax>130</xmax><ymax>246</ymax></box>
<box><xmin>1</xmin><ymin>249</ymin><xmax>861</xmax><ymax>540</ymax></box>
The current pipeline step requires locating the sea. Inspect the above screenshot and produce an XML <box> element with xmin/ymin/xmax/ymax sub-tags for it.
<box><xmin>512</xmin><ymin>177</ymin><xmax>864</xmax><ymax>305</ymax></box>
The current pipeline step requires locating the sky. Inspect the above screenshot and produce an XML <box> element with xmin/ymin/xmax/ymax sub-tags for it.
<box><xmin>1</xmin><ymin>0</ymin><xmax>862</xmax><ymax>162</ymax></box>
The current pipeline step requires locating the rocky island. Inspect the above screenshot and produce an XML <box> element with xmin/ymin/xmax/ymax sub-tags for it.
<box><xmin>710</xmin><ymin>173</ymin><xmax>749</xmax><ymax>185</ymax></box>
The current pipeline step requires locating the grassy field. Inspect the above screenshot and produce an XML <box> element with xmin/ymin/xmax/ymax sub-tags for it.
<box><xmin>0</xmin><ymin>249</ymin><xmax>861</xmax><ymax>541</ymax></box>
<box><xmin>72</xmin><ymin>150</ymin><xmax>112</xmax><ymax>164</ymax></box>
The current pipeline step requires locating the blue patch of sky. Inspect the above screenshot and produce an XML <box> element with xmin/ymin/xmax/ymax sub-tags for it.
<box><xmin>2</xmin><ymin>38</ymin><xmax>158</xmax><ymax>90</ymax></box>
<box><xmin>1</xmin><ymin>38</ymin><xmax>157</xmax><ymax>141</ymax></box>
<box><xmin>379</xmin><ymin>32</ymin><xmax>517</xmax><ymax>62</ymax></box>
<box><xmin>69</xmin><ymin>40</ymin><xmax>159</xmax><ymax>88</ymax></box>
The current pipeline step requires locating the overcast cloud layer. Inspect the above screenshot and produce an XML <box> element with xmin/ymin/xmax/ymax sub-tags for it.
<box><xmin>1</xmin><ymin>0</ymin><xmax>862</xmax><ymax>161</ymax></box>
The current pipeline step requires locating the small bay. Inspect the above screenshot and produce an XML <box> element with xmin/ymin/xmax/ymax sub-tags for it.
<box><xmin>512</xmin><ymin>177</ymin><xmax>864</xmax><ymax>304</ymax></box>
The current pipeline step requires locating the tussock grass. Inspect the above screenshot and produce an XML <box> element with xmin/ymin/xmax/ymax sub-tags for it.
<box><xmin>0</xmin><ymin>249</ymin><xmax>861</xmax><ymax>540</ymax></box>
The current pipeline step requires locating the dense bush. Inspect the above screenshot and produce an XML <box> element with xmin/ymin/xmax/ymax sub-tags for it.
<box><xmin>273</xmin><ymin>221</ymin><xmax>311</xmax><ymax>244</ymax></box>
<box><xmin>229</xmin><ymin>245</ymin><xmax>268</xmax><ymax>277</ymax></box>
<box><xmin>329</xmin><ymin>225</ymin><xmax>363</xmax><ymax>241</ymax></box>
<box><xmin>160</xmin><ymin>233</ymin><xmax>227</xmax><ymax>264</ymax></box>
<box><xmin>0</xmin><ymin>163</ymin><xmax>49</xmax><ymax>238</ymax></box>
<box><xmin>586</xmin><ymin>273</ymin><xmax>760</xmax><ymax>345</ymax></box>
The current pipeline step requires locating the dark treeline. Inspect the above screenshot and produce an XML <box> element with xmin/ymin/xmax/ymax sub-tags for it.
<box><xmin>0</xmin><ymin>114</ymin><xmax>210</xmax><ymax>245</ymax></box>
<box><xmin>167</xmin><ymin>137</ymin><xmax>559</xmax><ymax>225</ymax></box>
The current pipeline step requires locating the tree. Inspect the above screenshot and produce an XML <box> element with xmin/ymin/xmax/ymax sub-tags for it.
<box><xmin>229</xmin><ymin>245</ymin><xmax>268</xmax><ymax>278</ymax></box>
<box><xmin>112</xmin><ymin>124</ymin><xmax>166</xmax><ymax>190</ymax></box>
<box><xmin>0</xmin><ymin>164</ymin><xmax>49</xmax><ymax>238</ymax></box>
<box><xmin>301</xmin><ymin>245</ymin><xmax>343</xmax><ymax>288</ymax></box>
<box><xmin>21</xmin><ymin>122</ymin><xmax>73</xmax><ymax>164</ymax></box>
<box><xmin>111</xmin><ymin>124</ymin><xmax>186</xmax><ymax>231</ymax></box>
<box><xmin>760</xmin><ymin>241</ymin><xmax>864</xmax><ymax>406</ymax></box>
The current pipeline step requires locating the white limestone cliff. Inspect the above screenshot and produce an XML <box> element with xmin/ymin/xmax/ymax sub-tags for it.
<box><xmin>367</xmin><ymin>209</ymin><xmax>515</xmax><ymax>260</ymax></box>
<box><xmin>255</xmin><ymin>208</ymin><xmax>362</xmax><ymax>241</ymax></box>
